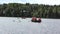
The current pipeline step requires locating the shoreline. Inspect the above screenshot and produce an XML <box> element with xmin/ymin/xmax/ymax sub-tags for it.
<box><xmin>0</xmin><ymin>16</ymin><xmax>60</xmax><ymax>19</ymax></box>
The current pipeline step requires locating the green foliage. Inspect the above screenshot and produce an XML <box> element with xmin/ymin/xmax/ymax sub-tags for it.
<box><xmin>0</xmin><ymin>3</ymin><xmax>60</xmax><ymax>18</ymax></box>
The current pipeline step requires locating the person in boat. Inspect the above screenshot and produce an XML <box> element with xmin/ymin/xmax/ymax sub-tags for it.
<box><xmin>32</xmin><ymin>17</ymin><xmax>36</xmax><ymax>22</ymax></box>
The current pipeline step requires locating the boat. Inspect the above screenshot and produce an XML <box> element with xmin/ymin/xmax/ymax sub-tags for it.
<box><xmin>31</xmin><ymin>17</ymin><xmax>41</xmax><ymax>23</ymax></box>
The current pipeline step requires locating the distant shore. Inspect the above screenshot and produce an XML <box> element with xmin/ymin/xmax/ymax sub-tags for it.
<box><xmin>0</xmin><ymin>3</ymin><xmax>60</xmax><ymax>18</ymax></box>
<box><xmin>0</xmin><ymin>17</ymin><xmax>60</xmax><ymax>19</ymax></box>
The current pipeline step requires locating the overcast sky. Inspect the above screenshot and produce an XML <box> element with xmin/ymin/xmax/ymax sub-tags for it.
<box><xmin>0</xmin><ymin>0</ymin><xmax>60</xmax><ymax>5</ymax></box>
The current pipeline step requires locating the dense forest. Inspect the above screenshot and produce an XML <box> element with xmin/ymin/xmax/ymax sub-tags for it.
<box><xmin>0</xmin><ymin>3</ymin><xmax>60</xmax><ymax>18</ymax></box>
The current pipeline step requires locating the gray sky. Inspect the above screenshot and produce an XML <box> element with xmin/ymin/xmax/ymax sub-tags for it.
<box><xmin>0</xmin><ymin>0</ymin><xmax>60</xmax><ymax>5</ymax></box>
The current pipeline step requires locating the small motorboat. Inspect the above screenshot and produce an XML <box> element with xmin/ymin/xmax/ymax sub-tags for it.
<box><xmin>31</xmin><ymin>17</ymin><xmax>41</xmax><ymax>23</ymax></box>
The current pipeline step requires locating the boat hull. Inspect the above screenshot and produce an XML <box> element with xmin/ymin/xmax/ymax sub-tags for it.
<box><xmin>31</xmin><ymin>19</ymin><xmax>41</xmax><ymax>23</ymax></box>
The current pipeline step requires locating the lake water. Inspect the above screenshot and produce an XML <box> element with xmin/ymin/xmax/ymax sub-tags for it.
<box><xmin>0</xmin><ymin>17</ymin><xmax>60</xmax><ymax>34</ymax></box>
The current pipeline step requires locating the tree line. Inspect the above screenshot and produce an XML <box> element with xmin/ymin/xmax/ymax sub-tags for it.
<box><xmin>0</xmin><ymin>3</ymin><xmax>60</xmax><ymax>18</ymax></box>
